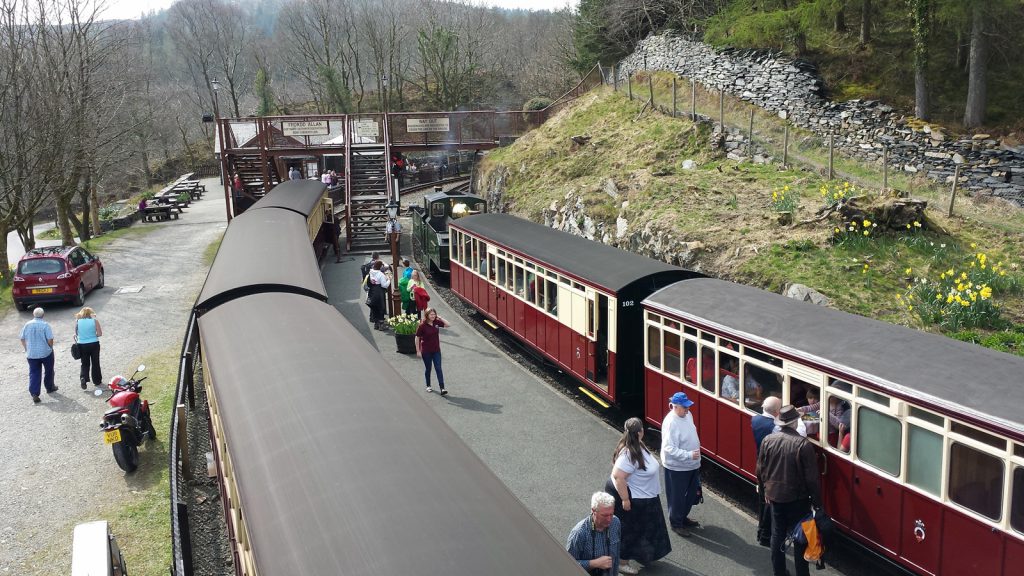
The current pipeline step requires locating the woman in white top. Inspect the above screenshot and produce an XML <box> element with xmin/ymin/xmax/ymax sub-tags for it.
<box><xmin>366</xmin><ymin>260</ymin><xmax>391</xmax><ymax>330</ymax></box>
<box><xmin>604</xmin><ymin>418</ymin><xmax>672</xmax><ymax>574</ymax></box>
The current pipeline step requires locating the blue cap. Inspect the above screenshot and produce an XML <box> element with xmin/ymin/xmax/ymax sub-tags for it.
<box><xmin>669</xmin><ymin>392</ymin><xmax>694</xmax><ymax>407</ymax></box>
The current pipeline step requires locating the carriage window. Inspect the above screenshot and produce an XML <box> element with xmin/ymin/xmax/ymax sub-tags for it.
<box><xmin>463</xmin><ymin>237</ymin><xmax>472</xmax><ymax>266</ymax></box>
<box><xmin>718</xmin><ymin>352</ymin><xmax>739</xmax><ymax>400</ymax></box>
<box><xmin>742</xmin><ymin>362</ymin><xmax>775</xmax><ymax>413</ymax></box>
<box><xmin>907</xmin><ymin>424</ymin><xmax>943</xmax><ymax>496</ymax></box>
<box><xmin>828</xmin><ymin>378</ymin><xmax>853</xmax><ymax>394</ymax></box>
<box><xmin>487</xmin><ymin>254</ymin><xmax>496</xmax><ymax>281</ymax></box>
<box><xmin>514</xmin><ymin>266</ymin><xmax>525</xmax><ymax>297</ymax></box>
<box><xmin>701</xmin><ymin>331</ymin><xmax>715</xmax><ymax>342</ymax></box>
<box><xmin>526</xmin><ymin>261</ymin><xmax>535</xmax><ymax>270</ymax></box>
<box><xmin>478</xmin><ymin>242</ymin><xmax>488</xmax><ymax>275</ymax></box>
<box><xmin>546</xmin><ymin>279</ymin><xmax>557</xmax><ymax>314</ymax></box>
<box><xmin>857</xmin><ymin>407</ymin><xmax>901</xmax><ymax>476</ymax></box>
<box><xmin>497</xmin><ymin>257</ymin><xmax>506</xmax><ymax>286</ymax></box>
<box><xmin>720</xmin><ymin>338</ymin><xmax>738</xmax><ymax>351</ymax></box>
<box><xmin>1016</xmin><ymin>444</ymin><xmax>1024</xmax><ymax>459</ymax></box>
<box><xmin>664</xmin><ymin>318</ymin><xmax>680</xmax><ymax>330</ymax></box>
<box><xmin>857</xmin><ymin>388</ymin><xmax>890</xmax><ymax>408</ymax></box>
<box><xmin>683</xmin><ymin>325</ymin><xmax>698</xmax><ymax>337</ymax></box>
<box><xmin>537</xmin><ymin>277</ymin><xmax>547</xmax><ymax>309</ymax></box>
<box><xmin>682</xmin><ymin>340</ymin><xmax>698</xmax><ymax>386</ymax></box>
<box><xmin>791</xmin><ymin>378</ymin><xmax>820</xmax><ymax>442</ymax></box>
<box><xmin>951</xmin><ymin>422</ymin><xmax>1006</xmax><ymax>451</ymax></box>
<box><xmin>699</xmin><ymin>345</ymin><xmax>716</xmax><ymax>392</ymax></box>
<box><xmin>432</xmin><ymin>202</ymin><xmax>446</xmax><ymax>217</ymax></box>
<box><xmin>664</xmin><ymin>332</ymin><xmax>681</xmax><ymax>378</ymax></box>
<box><xmin>573</xmin><ymin>282</ymin><xmax>584</xmax><ymax>291</ymax></box>
<box><xmin>504</xmin><ymin>262</ymin><xmax>513</xmax><ymax>291</ymax></box>
<box><xmin>949</xmin><ymin>442</ymin><xmax>1004</xmax><ymax>521</ymax></box>
<box><xmin>746</xmin><ymin>347</ymin><xmax>782</xmax><ymax>368</ymax></box>
<box><xmin>647</xmin><ymin>325</ymin><xmax>661</xmax><ymax>369</ymax></box>
<box><xmin>826</xmin><ymin>395</ymin><xmax>852</xmax><ymax>451</ymax></box>
<box><xmin>1011</xmin><ymin>467</ymin><xmax>1024</xmax><ymax>533</ymax></box>
<box><xmin>526</xmin><ymin>272</ymin><xmax>537</xmax><ymax>303</ymax></box>
<box><xmin>910</xmin><ymin>407</ymin><xmax>944</xmax><ymax>428</ymax></box>
<box><xmin>560</xmin><ymin>276</ymin><xmax>571</xmax><ymax>285</ymax></box>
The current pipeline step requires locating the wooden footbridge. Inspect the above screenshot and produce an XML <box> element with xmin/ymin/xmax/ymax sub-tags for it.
<box><xmin>215</xmin><ymin>67</ymin><xmax>603</xmax><ymax>251</ymax></box>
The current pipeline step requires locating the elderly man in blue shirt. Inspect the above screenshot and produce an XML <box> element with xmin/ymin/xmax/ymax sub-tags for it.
<box><xmin>20</xmin><ymin>307</ymin><xmax>56</xmax><ymax>403</ymax></box>
<box><xmin>567</xmin><ymin>491</ymin><xmax>621</xmax><ymax>576</ymax></box>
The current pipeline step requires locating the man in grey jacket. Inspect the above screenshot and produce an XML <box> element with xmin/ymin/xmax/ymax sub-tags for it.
<box><xmin>756</xmin><ymin>405</ymin><xmax>822</xmax><ymax>576</ymax></box>
<box><xmin>661</xmin><ymin>392</ymin><xmax>702</xmax><ymax>537</ymax></box>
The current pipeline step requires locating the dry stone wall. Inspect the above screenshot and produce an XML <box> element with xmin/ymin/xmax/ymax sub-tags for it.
<box><xmin>616</xmin><ymin>33</ymin><xmax>1024</xmax><ymax>208</ymax></box>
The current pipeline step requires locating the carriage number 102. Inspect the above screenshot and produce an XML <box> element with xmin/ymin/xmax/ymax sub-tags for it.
<box><xmin>621</xmin><ymin>300</ymin><xmax>635</xmax><ymax>307</ymax></box>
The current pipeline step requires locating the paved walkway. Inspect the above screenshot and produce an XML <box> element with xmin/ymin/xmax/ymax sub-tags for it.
<box><xmin>322</xmin><ymin>232</ymin><xmax>845</xmax><ymax>576</ymax></box>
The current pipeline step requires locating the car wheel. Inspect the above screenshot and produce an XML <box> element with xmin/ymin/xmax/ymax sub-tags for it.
<box><xmin>15</xmin><ymin>300</ymin><xmax>28</xmax><ymax>312</ymax></box>
<box><xmin>73</xmin><ymin>283</ymin><xmax>85</xmax><ymax>306</ymax></box>
<box><xmin>96</xmin><ymin>268</ymin><xmax>104</xmax><ymax>289</ymax></box>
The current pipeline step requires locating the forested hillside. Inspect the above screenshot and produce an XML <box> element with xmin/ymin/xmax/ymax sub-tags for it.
<box><xmin>573</xmin><ymin>0</ymin><xmax>1024</xmax><ymax>131</ymax></box>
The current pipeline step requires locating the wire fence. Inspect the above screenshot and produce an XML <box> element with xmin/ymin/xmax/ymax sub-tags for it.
<box><xmin>607</xmin><ymin>66</ymin><xmax>941</xmax><ymax>200</ymax></box>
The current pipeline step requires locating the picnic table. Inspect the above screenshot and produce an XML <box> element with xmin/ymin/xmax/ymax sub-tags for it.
<box><xmin>159</xmin><ymin>173</ymin><xmax>206</xmax><ymax>202</ymax></box>
<box><xmin>142</xmin><ymin>204</ymin><xmax>178</xmax><ymax>222</ymax></box>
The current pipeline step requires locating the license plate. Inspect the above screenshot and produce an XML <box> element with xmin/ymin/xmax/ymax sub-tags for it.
<box><xmin>30</xmin><ymin>288</ymin><xmax>54</xmax><ymax>294</ymax></box>
<box><xmin>103</xmin><ymin>429</ymin><xmax>121</xmax><ymax>444</ymax></box>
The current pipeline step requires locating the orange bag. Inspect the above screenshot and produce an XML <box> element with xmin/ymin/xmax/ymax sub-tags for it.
<box><xmin>801</xmin><ymin>516</ymin><xmax>823</xmax><ymax>562</ymax></box>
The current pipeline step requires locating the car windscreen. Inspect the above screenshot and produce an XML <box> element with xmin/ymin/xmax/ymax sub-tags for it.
<box><xmin>19</xmin><ymin>258</ymin><xmax>65</xmax><ymax>275</ymax></box>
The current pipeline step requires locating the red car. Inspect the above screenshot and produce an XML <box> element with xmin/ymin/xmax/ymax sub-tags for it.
<box><xmin>12</xmin><ymin>246</ymin><xmax>105</xmax><ymax>310</ymax></box>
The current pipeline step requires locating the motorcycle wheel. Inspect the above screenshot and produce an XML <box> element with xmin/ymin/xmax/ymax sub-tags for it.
<box><xmin>112</xmin><ymin>441</ymin><xmax>139</xmax><ymax>473</ymax></box>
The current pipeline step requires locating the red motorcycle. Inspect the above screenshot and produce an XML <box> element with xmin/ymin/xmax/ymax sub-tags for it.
<box><xmin>100</xmin><ymin>365</ymin><xmax>156</xmax><ymax>473</ymax></box>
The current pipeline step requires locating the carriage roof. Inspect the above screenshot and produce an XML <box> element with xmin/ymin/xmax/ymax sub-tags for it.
<box><xmin>197</xmin><ymin>293</ymin><xmax>584</xmax><ymax>575</ymax></box>
<box><xmin>249</xmin><ymin>179</ymin><xmax>327</xmax><ymax>218</ymax></box>
<box><xmin>645</xmin><ymin>277</ymin><xmax>1024</xmax><ymax>436</ymax></box>
<box><xmin>194</xmin><ymin>207</ymin><xmax>326</xmax><ymax>313</ymax></box>
<box><xmin>451</xmin><ymin>213</ymin><xmax>685</xmax><ymax>293</ymax></box>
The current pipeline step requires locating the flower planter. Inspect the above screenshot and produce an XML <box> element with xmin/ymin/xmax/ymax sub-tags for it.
<box><xmin>395</xmin><ymin>333</ymin><xmax>416</xmax><ymax>354</ymax></box>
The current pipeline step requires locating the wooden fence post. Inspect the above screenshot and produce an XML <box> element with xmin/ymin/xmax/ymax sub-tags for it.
<box><xmin>783</xmin><ymin>124</ymin><xmax>789</xmax><ymax>168</ymax></box>
<box><xmin>627</xmin><ymin>75</ymin><xmax>632</xmax><ymax>100</ymax></box>
<box><xmin>828</xmin><ymin>134</ymin><xmax>835</xmax><ymax>180</ymax></box>
<box><xmin>882</xmin><ymin>145</ymin><xmax>889</xmax><ymax>195</ymax></box>
<box><xmin>613</xmin><ymin>64</ymin><xmax>618</xmax><ymax>92</ymax></box>
<box><xmin>672</xmin><ymin>77</ymin><xmax>677</xmax><ymax>117</ymax></box>
<box><xmin>690</xmin><ymin>80</ymin><xmax>696</xmax><ymax>120</ymax></box>
<box><xmin>719</xmin><ymin>90</ymin><xmax>725</xmax><ymax>129</ymax></box>
<box><xmin>748</xmin><ymin>108</ymin><xmax>755</xmax><ymax>158</ymax></box>
<box><xmin>947</xmin><ymin>164</ymin><xmax>961</xmax><ymax>217</ymax></box>
<box><xmin>648</xmin><ymin>76</ymin><xmax>655</xmax><ymax>110</ymax></box>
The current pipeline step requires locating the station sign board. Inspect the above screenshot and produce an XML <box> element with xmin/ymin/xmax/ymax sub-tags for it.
<box><xmin>353</xmin><ymin>119</ymin><xmax>379</xmax><ymax>138</ymax></box>
<box><xmin>407</xmin><ymin>117</ymin><xmax>451</xmax><ymax>133</ymax></box>
<box><xmin>282</xmin><ymin>120</ymin><xmax>330</xmax><ymax>137</ymax></box>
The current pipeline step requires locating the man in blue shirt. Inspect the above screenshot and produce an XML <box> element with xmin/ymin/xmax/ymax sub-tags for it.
<box><xmin>566</xmin><ymin>491</ymin><xmax>620</xmax><ymax>576</ymax></box>
<box><xmin>20</xmin><ymin>307</ymin><xmax>56</xmax><ymax>403</ymax></box>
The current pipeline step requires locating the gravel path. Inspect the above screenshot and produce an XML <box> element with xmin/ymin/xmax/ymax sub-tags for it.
<box><xmin>0</xmin><ymin>180</ymin><xmax>226</xmax><ymax>573</ymax></box>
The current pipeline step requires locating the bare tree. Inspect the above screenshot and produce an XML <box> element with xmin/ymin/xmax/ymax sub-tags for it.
<box><xmin>963</xmin><ymin>0</ymin><xmax>987</xmax><ymax>129</ymax></box>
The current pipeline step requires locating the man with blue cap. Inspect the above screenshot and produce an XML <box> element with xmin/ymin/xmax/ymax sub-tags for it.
<box><xmin>661</xmin><ymin>391</ymin><xmax>702</xmax><ymax>537</ymax></box>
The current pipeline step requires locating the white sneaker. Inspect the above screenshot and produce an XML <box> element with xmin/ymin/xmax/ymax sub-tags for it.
<box><xmin>619</xmin><ymin>560</ymin><xmax>640</xmax><ymax>575</ymax></box>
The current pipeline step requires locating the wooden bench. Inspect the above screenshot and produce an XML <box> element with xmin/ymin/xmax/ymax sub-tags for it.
<box><xmin>142</xmin><ymin>205</ymin><xmax>178</xmax><ymax>222</ymax></box>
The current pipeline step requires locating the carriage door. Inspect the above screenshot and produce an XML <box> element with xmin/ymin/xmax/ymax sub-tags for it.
<box><xmin>591</xmin><ymin>292</ymin><xmax>609</xmax><ymax>385</ymax></box>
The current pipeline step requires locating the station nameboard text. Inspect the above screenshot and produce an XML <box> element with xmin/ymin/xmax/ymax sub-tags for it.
<box><xmin>406</xmin><ymin>117</ymin><xmax>450</xmax><ymax>133</ymax></box>
<box><xmin>353</xmin><ymin>119</ymin><xmax>379</xmax><ymax>138</ymax></box>
<box><xmin>282</xmin><ymin>120</ymin><xmax>330</xmax><ymax>137</ymax></box>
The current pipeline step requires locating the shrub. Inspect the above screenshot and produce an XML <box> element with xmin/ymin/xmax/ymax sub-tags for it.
<box><xmin>99</xmin><ymin>205</ymin><xmax>120</xmax><ymax>221</ymax></box>
<box><xmin>820</xmin><ymin>181</ymin><xmax>854</xmax><ymax>209</ymax></box>
<box><xmin>523</xmin><ymin>97</ymin><xmax>554</xmax><ymax>111</ymax></box>
<box><xmin>770</xmin><ymin>185</ymin><xmax>799</xmax><ymax>213</ymax></box>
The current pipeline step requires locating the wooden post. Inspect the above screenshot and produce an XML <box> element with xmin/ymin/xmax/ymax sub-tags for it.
<box><xmin>627</xmin><ymin>75</ymin><xmax>632</xmax><ymax>100</ymax></box>
<box><xmin>672</xmin><ymin>77</ymin><xmax>677</xmax><ymax>117</ymax></box>
<box><xmin>748</xmin><ymin>108</ymin><xmax>755</xmax><ymax>158</ymax></box>
<box><xmin>184</xmin><ymin>351</ymin><xmax>195</xmax><ymax>410</ymax></box>
<box><xmin>882</xmin><ymin>145</ymin><xmax>889</xmax><ymax>195</ymax></box>
<box><xmin>177</xmin><ymin>404</ymin><xmax>192</xmax><ymax>481</ymax></box>
<box><xmin>828</xmin><ymin>134</ymin><xmax>835</xmax><ymax>180</ymax></box>
<box><xmin>690</xmin><ymin>80</ymin><xmax>696</xmax><ymax>120</ymax></box>
<box><xmin>719</xmin><ymin>90</ymin><xmax>725</xmax><ymax>129</ymax></box>
<box><xmin>648</xmin><ymin>76</ymin><xmax>655</xmax><ymax>110</ymax></box>
<box><xmin>613</xmin><ymin>64</ymin><xmax>618</xmax><ymax>91</ymax></box>
<box><xmin>783</xmin><ymin>124</ymin><xmax>790</xmax><ymax>168</ymax></box>
<box><xmin>598</xmin><ymin>62</ymin><xmax>604</xmax><ymax>85</ymax></box>
<box><xmin>947</xmin><ymin>164</ymin><xmax>961</xmax><ymax>217</ymax></box>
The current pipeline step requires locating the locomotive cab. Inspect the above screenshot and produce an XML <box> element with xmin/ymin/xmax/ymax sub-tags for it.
<box><xmin>411</xmin><ymin>188</ymin><xmax>486</xmax><ymax>273</ymax></box>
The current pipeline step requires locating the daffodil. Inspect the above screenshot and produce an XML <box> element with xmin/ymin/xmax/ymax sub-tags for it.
<box><xmin>905</xmin><ymin>268</ymin><xmax>912</xmax><ymax>275</ymax></box>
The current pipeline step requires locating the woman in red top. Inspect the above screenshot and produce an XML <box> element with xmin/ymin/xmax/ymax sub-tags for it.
<box><xmin>412</xmin><ymin>280</ymin><xmax>430</xmax><ymax>316</ymax></box>
<box><xmin>415</xmin><ymin>308</ymin><xmax>450</xmax><ymax>395</ymax></box>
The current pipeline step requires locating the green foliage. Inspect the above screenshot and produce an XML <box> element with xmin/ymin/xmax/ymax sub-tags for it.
<box><xmin>571</xmin><ymin>0</ymin><xmax>632</xmax><ymax>72</ymax></box>
<box><xmin>951</xmin><ymin>325</ymin><xmax>1024</xmax><ymax>356</ymax></box>
<box><xmin>319</xmin><ymin>66</ymin><xmax>352</xmax><ymax>114</ymax></box>
<box><xmin>523</xmin><ymin>97</ymin><xmax>554</xmax><ymax>111</ymax></box>
<box><xmin>770</xmin><ymin>185</ymin><xmax>799</xmax><ymax>213</ymax></box>
<box><xmin>98</xmin><ymin>205</ymin><xmax>120</xmax><ymax>221</ymax></box>
<box><xmin>254</xmin><ymin>67</ymin><xmax>275</xmax><ymax>116</ymax></box>
<box><xmin>387</xmin><ymin>314</ymin><xmax>420</xmax><ymax>335</ymax></box>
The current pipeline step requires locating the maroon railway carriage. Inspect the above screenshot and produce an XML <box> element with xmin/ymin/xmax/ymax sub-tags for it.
<box><xmin>643</xmin><ymin>277</ymin><xmax>1024</xmax><ymax>576</ymax></box>
<box><xmin>448</xmin><ymin>213</ymin><xmax>697</xmax><ymax>409</ymax></box>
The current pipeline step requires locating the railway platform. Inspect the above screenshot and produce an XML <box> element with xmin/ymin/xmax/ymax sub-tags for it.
<box><xmin>321</xmin><ymin>239</ymin><xmax>847</xmax><ymax>576</ymax></box>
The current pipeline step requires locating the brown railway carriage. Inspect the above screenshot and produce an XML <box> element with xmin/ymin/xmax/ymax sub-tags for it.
<box><xmin>448</xmin><ymin>214</ymin><xmax>697</xmax><ymax>409</ymax></box>
<box><xmin>643</xmin><ymin>277</ymin><xmax>1024</xmax><ymax>576</ymax></box>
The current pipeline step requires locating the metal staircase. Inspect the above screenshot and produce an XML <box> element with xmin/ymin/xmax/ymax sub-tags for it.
<box><xmin>228</xmin><ymin>152</ymin><xmax>280</xmax><ymax>208</ymax></box>
<box><xmin>346</xmin><ymin>146</ymin><xmax>391</xmax><ymax>252</ymax></box>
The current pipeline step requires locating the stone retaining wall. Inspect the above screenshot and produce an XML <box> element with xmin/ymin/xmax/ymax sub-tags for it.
<box><xmin>616</xmin><ymin>33</ymin><xmax>1024</xmax><ymax>207</ymax></box>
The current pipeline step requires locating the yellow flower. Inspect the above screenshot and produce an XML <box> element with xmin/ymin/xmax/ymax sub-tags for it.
<box><xmin>961</xmin><ymin>300</ymin><xmax>970</xmax><ymax>307</ymax></box>
<box><xmin>783</xmin><ymin>186</ymin><xmax>790</xmax><ymax>191</ymax></box>
<box><xmin>970</xmin><ymin>243</ymin><xmax>977</xmax><ymax>248</ymax></box>
<box><xmin>863</xmin><ymin>219</ymin><xmax>871</xmax><ymax>227</ymax></box>
<box><xmin>980</xmin><ymin>286</ymin><xmax>993</xmax><ymax>299</ymax></box>
<box><xmin>913</xmin><ymin>221</ymin><xmax>921</xmax><ymax>228</ymax></box>
<box><xmin>896</xmin><ymin>293</ymin><xmax>903</xmax><ymax>300</ymax></box>
<box><xmin>863</xmin><ymin>230</ymin><xmax>869</xmax><ymax>236</ymax></box>
<box><xmin>908</xmin><ymin>305</ymin><xmax>913</xmax><ymax>311</ymax></box>
<box><xmin>906</xmin><ymin>223</ymin><xmax>911</xmax><ymax>229</ymax></box>
<box><xmin>834</xmin><ymin>227</ymin><xmax>841</xmax><ymax>233</ymax></box>
<box><xmin>1000</xmin><ymin>270</ymin><xmax>1007</xmax><ymax>276</ymax></box>
<box><xmin>907</xmin><ymin>294</ymin><xmax>914</xmax><ymax>301</ymax></box>
<box><xmin>905</xmin><ymin>268</ymin><xmax>912</xmax><ymax>275</ymax></box>
<box><xmin>935</xmin><ymin>293</ymin><xmax>942</xmax><ymax>300</ymax></box>
<box><xmin>940</xmin><ymin>273</ymin><xmax>946</xmax><ymax>280</ymax></box>
<box><xmin>946</xmin><ymin>295</ymin><xmax>954</xmax><ymax>304</ymax></box>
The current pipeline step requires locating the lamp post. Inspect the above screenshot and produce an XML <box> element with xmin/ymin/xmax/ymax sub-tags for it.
<box><xmin>386</xmin><ymin>199</ymin><xmax>401</xmax><ymax>318</ymax></box>
<box><xmin>381</xmin><ymin>73</ymin><xmax>388</xmax><ymax>113</ymax></box>
<box><xmin>210</xmin><ymin>78</ymin><xmax>221</xmax><ymax>119</ymax></box>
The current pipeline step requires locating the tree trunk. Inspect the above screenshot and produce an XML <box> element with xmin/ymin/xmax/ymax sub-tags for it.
<box><xmin>914</xmin><ymin>66</ymin><xmax>929</xmax><ymax>120</ymax></box>
<box><xmin>963</xmin><ymin>1</ymin><xmax>987</xmax><ymax>129</ymax></box>
<box><xmin>0</xmin><ymin>233</ymin><xmax>9</xmax><ymax>284</ymax></box>
<box><xmin>90</xmin><ymin>184</ymin><xmax>101</xmax><ymax>238</ymax></box>
<box><xmin>835</xmin><ymin>7</ymin><xmax>846</xmax><ymax>32</ymax></box>
<box><xmin>57</xmin><ymin>198</ymin><xmax>74</xmax><ymax>246</ymax></box>
<box><xmin>860</xmin><ymin>0</ymin><xmax>871</xmax><ymax>45</ymax></box>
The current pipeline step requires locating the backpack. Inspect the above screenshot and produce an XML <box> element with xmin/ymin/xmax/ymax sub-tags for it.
<box><xmin>360</xmin><ymin>262</ymin><xmax>372</xmax><ymax>292</ymax></box>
